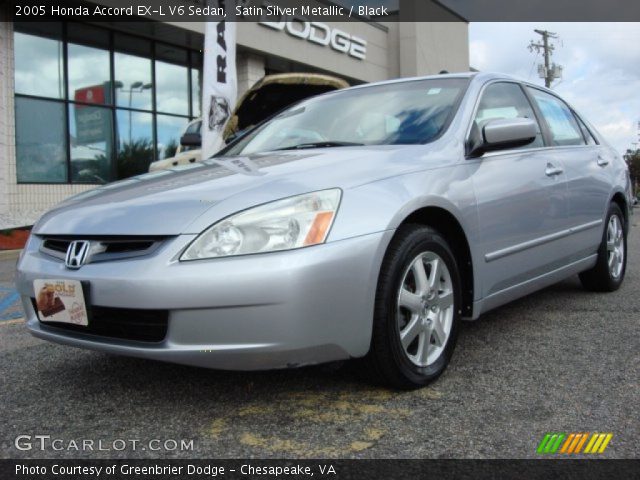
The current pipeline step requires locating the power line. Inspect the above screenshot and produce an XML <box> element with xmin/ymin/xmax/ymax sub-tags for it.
<box><xmin>528</xmin><ymin>50</ymin><xmax>541</xmax><ymax>81</ymax></box>
<box><xmin>528</xmin><ymin>29</ymin><xmax>562</xmax><ymax>88</ymax></box>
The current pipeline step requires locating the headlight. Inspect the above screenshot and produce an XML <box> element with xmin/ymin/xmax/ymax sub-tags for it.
<box><xmin>181</xmin><ymin>189</ymin><xmax>341</xmax><ymax>260</ymax></box>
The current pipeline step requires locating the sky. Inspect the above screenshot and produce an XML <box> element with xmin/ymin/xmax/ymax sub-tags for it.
<box><xmin>469</xmin><ymin>22</ymin><xmax>640</xmax><ymax>153</ymax></box>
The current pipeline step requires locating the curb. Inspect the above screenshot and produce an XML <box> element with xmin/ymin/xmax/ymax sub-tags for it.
<box><xmin>0</xmin><ymin>250</ymin><xmax>21</xmax><ymax>261</ymax></box>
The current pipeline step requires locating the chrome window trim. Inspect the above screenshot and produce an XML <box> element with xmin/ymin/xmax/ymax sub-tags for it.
<box><xmin>477</xmin><ymin>143</ymin><xmax>600</xmax><ymax>160</ymax></box>
<box><xmin>571</xmin><ymin>109</ymin><xmax>601</xmax><ymax>146</ymax></box>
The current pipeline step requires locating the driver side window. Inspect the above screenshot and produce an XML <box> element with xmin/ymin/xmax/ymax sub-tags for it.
<box><xmin>472</xmin><ymin>82</ymin><xmax>544</xmax><ymax>150</ymax></box>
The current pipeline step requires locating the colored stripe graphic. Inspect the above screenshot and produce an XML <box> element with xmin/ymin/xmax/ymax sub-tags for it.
<box><xmin>585</xmin><ymin>433</ymin><xmax>613</xmax><ymax>454</ymax></box>
<box><xmin>537</xmin><ymin>433</ymin><xmax>612</xmax><ymax>454</ymax></box>
<box><xmin>574</xmin><ymin>433</ymin><xmax>589</xmax><ymax>453</ymax></box>
<box><xmin>597</xmin><ymin>434</ymin><xmax>613</xmax><ymax>453</ymax></box>
<box><xmin>549</xmin><ymin>434</ymin><xmax>565</xmax><ymax>453</ymax></box>
<box><xmin>591</xmin><ymin>434</ymin><xmax>606</xmax><ymax>453</ymax></box>
<box><xmin>560</xmin><ymin>433</ymin><xmax>575</xmax><ymax>453</ymax></box>
<box><xmin>536</xmin><ymin>433</ymin><xmax>565</xmax><ymax>454</ymax></box>
<box><xmin>537</xmin><ymin>434</ymin><xmax>552</xmax><ymax>454</ymax></box>
<box><xmin>584</xmin><ymin>433</ymin><xmax>599</xmax><ymax>453</ymax></box>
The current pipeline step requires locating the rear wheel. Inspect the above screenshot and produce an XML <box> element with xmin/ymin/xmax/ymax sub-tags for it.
<box><xmin>365</xmin><ymin>225</ymin><xmax>461</xmax><ymax>389</ymax></box>
<box><xmin>579</xmin><ymin>203</ymin><xmax>627</xmax><ymax>292</ymax></box>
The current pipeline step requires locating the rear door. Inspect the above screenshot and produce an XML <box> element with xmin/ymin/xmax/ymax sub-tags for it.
<box><xmin>469</xmin><ymin>81</ymin><xmax>570</xmax><ymax>299</ymax></box>
<box><xmin>526</xmin><ymin>87</ymin><xmax>610</xmax><ymax>258</ymax></box>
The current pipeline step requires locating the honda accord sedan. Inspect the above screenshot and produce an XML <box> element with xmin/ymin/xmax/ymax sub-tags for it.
<box><xmin>16</xmin><ymin>72</ymin><xmax>632</xmax><ymax>389</ymax></box>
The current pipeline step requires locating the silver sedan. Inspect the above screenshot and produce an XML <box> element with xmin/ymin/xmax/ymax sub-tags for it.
<box><xmin>16</xmin><ymin>72</ymin><xmax>632</xmax><ymax>389</ymax></box>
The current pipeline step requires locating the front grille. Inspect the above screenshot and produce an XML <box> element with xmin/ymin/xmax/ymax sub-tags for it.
<box><xmin>103</xmin><ymin>241</ymin><xmax>155</xmax><ymax>254</ymax></box>
<box><xmin>33</xmin><ymin>299</ymin><xmax>168</xmax><ymax>343</ymax></box>
<box><xmin>42</xmin><ymin>238</ymin><xmax>69</xmax><ymax>254</ymax></box>
<box><xmin>40</xmin><ymin>236</ymin><xmax>166</xmax><ymax>264</ymax></box>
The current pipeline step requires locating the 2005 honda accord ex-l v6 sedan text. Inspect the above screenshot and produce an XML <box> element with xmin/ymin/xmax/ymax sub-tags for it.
<box><xmin>17</xmin><ymin>72</ymin><xmax>633</xmax><ymax>389</ymax></box>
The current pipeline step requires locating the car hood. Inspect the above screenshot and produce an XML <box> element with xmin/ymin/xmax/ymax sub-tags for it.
<box><xmin>34</xmin><ymin>145</ymin><xmax>449</xmax><ymax>236</ymax></box>
<box><xmin>226</xmin><ymin>73</ymin><xmax>349</xmax><ymax>137</ymax></box>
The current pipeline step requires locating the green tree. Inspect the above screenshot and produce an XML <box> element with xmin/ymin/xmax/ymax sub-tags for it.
<box><xmin>163</xmin><ymin>139</ymin><xmax>179</xmax><ymax>159</ymax></box>
<box><xmin>116</xmin><ymin>138</ymin><xmax>155</xmax><ymax>179</ymax></box>
<box><xmin>624</xmin><ymin>148</ymin><xmax>640</xmax><ymax>196</ymax></box>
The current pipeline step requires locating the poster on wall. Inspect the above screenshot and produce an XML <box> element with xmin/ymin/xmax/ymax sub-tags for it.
<box><xmin>73</xmin><ymin>84</ymin><xmax>110</xmax><ymax>145</ymax></box>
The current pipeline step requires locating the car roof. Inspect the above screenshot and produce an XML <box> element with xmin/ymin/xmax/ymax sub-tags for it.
<box><xmin>342</xmin><ymin>71</ymin><xmax>547</xmax><ymax>92</ymax></box>
<box><xmin>319</xmin><ymin>72</ymin><xmax>567</xmax><ymax>106</ymax></box>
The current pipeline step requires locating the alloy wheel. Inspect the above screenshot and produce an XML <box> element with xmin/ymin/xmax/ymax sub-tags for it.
<box><xmin>396</xmin><ymin>251</ymin><xmax>454</xmax><ymax>367</ymax></box>
<box><xmin>606</xmin><ymin>214</ymin><xmax>624</xmax><ymax>279</ymax></box>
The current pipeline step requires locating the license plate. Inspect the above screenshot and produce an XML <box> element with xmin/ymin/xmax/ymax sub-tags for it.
<box><xmin>33</xmin><ymin>279</ymin><xmax>88</xmax><ymax>326</ymax></box>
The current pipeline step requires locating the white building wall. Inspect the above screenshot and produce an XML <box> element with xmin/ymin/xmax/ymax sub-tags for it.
<box><xmin>0</xmin><ymin>15</ymin><xmax>11</xmax><ymax>219</ymax></box>
<box><xmin>236</xmin><ymin>52</ymin><xmax>266</xmax><ymax>98</ymax></box>
<box><xmin>398</xmin><ymin>22</ymin><xmax>469</xmax><ymax>77</ymax></box>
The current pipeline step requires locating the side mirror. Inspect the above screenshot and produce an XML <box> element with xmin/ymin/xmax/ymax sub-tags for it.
<box><xmin>180</xmin><ymin>132</ymin><xmax>201</xmax><ymax>147</ymax></box>
<box><xmin>467</xmin><ymin>117</ymin><xmax>537</xmax><ymax>158</ymax></box>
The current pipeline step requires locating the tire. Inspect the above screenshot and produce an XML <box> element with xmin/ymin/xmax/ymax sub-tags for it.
<box><xmin>364</xmin><ymin>224</ymin><xmax>462</xmax><ymax>389</ymax></box>
<box><xmin>579</xmin><ymin>203</ymin><xmax>627</xmax><ymax>292</ymax></box>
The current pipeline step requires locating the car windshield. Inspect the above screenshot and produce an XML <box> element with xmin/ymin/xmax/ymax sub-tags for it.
<box><xmin>222</xmin><ymin>78</ymin><xmax>469</xmax><ymax>156</ymax></box>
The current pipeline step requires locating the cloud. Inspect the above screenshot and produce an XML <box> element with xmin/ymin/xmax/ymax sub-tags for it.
<box><xmin>469</xmin><ymin>40</ymin><xmax>488</xmax><ymax>71</ymax></box>
<box><xmin>470</xmin><ymin>22</ymin><xmax>640</xmax><ymax>152</ymax></box>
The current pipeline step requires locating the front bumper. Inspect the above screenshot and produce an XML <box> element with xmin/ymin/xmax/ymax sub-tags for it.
<box><xmin>16</xmin><ymin>231</ymin><xmax>393</xmax><ymax>370</ymax></box>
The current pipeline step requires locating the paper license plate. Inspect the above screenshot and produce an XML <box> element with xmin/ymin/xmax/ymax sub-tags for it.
<box><xmin>33</xmin><ymin>279</ymin><xmax>88</xmax><ymax>326</ymax></box>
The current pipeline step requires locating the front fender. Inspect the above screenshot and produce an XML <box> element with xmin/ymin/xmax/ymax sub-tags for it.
<box><xmin>328</xmin><ymin>163</ymin><xmax>482</xmax><ymax>306</ymax></box>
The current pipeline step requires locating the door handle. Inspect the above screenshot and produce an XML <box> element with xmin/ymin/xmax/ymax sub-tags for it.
<box><xmin>597</xmin><ymin>155</ymin><xmax>609</xmax><ymax>167</ymax></box>
<box><xmin>545</xmin><ymin>163</ymin><xmax>564</xmax><ymax>177</ymax></box>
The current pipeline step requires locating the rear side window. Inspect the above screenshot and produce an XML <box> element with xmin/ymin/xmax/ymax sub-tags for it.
<box><xmin>527</xmin><ymin>88</ymin><xmax>586</xmax><ymax>146</ymax></box>
<box><xmin>473</xmin><ymin>82</ymin><xmax>544</xmax><ymax>149</ymax></box>
<box><xmin>574</xmin><ymin>114</ymin><xmax>598</xmax><ymax>145</ymax></box>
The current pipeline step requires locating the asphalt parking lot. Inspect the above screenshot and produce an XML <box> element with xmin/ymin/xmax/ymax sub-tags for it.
<box><xmin>1</xmin><ymin>221</ymin><xmax>638</xmax><ymax>460</ymax></box>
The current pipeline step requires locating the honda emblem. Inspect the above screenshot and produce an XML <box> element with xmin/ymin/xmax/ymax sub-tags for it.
<box><xmin>65</xmin><ymin>241</ymin><xmax>90</xmax><ymax>269</ymax></box>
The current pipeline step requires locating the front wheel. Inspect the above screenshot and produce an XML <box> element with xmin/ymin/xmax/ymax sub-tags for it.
<box><xmin>579</xmin><ymin>202</ymin><xmax>627</xmax><ymax>292</ymax></box>
<box><xmin>365</xmin><ymin>225</ymin><xmax>461</xmax><ymax>389</ymax></box>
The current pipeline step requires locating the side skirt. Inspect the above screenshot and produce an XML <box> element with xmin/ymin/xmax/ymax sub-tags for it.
<box><xmin>466</xmin><ymin>254</ymin><xmax>598</xmax><ymax>320</ymax></box>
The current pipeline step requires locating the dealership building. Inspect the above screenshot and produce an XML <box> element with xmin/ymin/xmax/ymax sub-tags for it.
<box><xmin>0</xmin><ymin>1</ymin><xmax>469</xmax><ymax>227</ymax></box>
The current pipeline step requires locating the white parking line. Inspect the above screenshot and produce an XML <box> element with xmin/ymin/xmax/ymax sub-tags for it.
<box><xmin>0</xmin><ymin>317</ymin><xmax>25</xmax><ymax>326</ymax></box>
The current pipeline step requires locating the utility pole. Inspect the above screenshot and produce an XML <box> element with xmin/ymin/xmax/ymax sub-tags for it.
<box><xmin>529</xmin><ymin>29</ymin><xmax>561</xmax><ymax>88</ymax></box>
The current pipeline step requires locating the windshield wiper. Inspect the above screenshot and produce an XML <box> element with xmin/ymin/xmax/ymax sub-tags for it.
<box><xmin>276</xmin><ymin>141</ymin><xmax>364</xmax><ymax>151</ymax></box>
